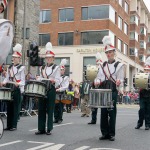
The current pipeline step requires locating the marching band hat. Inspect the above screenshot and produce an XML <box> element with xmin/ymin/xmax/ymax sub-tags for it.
<box><xmin>12</xmin><ymin>43</ymin><xmax>22</xmax><ymax>58</ymax></box>
<box><xmin>45</xmin><ymin>42</ymin><xmax>55</xmax><ymax>57</ymax></box>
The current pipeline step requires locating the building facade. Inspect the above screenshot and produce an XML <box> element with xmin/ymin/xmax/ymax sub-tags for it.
<box><xmin>39</xmin><ymin>0</ymin><xmax>150</xmax><ymax>91</ymax></box>
<box><xmin>1</xmin><ymin>0</ymin><xmax>40</xmax><ymax>73</ymax></box>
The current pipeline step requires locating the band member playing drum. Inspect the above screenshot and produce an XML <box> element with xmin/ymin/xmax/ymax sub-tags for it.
<box><xmin>135</xmin><ymin>57</ymin><xmax>150</xmax><ymax>130</ymax></box>
<box><xmin>2</xmin><ymin>43</ymin><xmax>25</xmax><ymax>131</ymax></box>
<box><xmin>0</xmin><ymin>0</ymin><xmax>7</xmax><ymax>13</ymax></box>
<box><xmin>95</xmin><ymin>36</ymin><xmax>124</xmax><ymax>141</ymax></box>
<box><xmin>54</xmin><ymin>60</ymin><xmax>69</xmax><ymax>124</ymax></box>
<box><xmin>35</xmin><ymin>42</ymin><xmax>60</xmax><ymax>135</ymax></box>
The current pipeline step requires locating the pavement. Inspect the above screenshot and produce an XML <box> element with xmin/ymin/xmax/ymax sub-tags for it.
<box><xmin>0</xmin><ymin>106</ymin><xmax>150</xmax><ymax>150</ymax></box>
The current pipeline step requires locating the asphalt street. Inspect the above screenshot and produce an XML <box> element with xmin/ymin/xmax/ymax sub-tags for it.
<box><xmin>0</xmin><ymin>106</ymin><xmax>150</xmax><ymax>150</ymax></box>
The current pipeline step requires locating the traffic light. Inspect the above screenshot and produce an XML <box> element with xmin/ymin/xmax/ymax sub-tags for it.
<box><xmin>124</xmin><ymin>78</ymin><xmax>128</xmax><ymax>87</ymax></box>
<box><xmin>27</xmin><ymin>42</ymin><xmax>44</xmax><ymax>66</ymax></box>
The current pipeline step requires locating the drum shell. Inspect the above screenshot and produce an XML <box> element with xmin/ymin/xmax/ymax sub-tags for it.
<box><xmin>0</xmin><ymin>88</ymin><xmax>12</xmax><ymax>101</ymax></box>
<box><xmin>133</xmin><ymin>73</ymin><xmax>150</xmax><ymax>90</ymax></box>
<box><xmin>89</xmin><ymin>89</ymin><xmax>113</xmax><ymax>108</ymax></box>
<box><xmin>85</xmin><ymin>65</ymin><xmax>98</xmax><ymax>82</ymax></box>
<box><xmin>61</xmin><ymin>94</ymin><xmax>72</xmax><ymax>104</ymax></box>
<box><xmin>25</xmin><ymin>80</ymin><xmax>46</xmax><ymax>98</ymax></box>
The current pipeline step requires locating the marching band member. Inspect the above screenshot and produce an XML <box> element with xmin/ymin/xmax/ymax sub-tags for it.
<box><xmin>2</xmin><ymin>43</ymin><xmax>25</xmax><ymax>131</ymax></box>
<box><xmin>0</xmin><ymin>0</ymin><xmax>7</xmax><ymax>13</ymax></box>
<box><xmin>35</xmin><ymin>42</ymin><xmax>60</xmax><ymax>135</ymax></box>
<box><xmin>135</xmin><ymin>57</ymin><xmax>150</xmax><ymax>130</ymax></box>
<box><xmin>88</xmin><ymin>53</ymin><xmax>102</xmax><ymax>124</ymax></box>
<box><xmin>54</xmin><ymin>59</ymin><xmax>69</xmax><ymax>124</ymax></box>
<box><xmin>95</xmin><ymin>36</ymin><xmax>124</xmax><ymax>141</ymax></box>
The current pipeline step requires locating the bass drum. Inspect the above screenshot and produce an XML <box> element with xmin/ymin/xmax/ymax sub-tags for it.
<box><xmin>133</xmin><ymin>73</ymin><xmax>150</xmax><ymax>89</ymax></box>
<box><xmin>0</xmin><ymin>19</ymin><xmax>14</xmax><ymax>65</ymax></box>
<box><xmin>85</xmin><ymin>65</ymin><xmax>98</xmax><ymax>82</ymax></box>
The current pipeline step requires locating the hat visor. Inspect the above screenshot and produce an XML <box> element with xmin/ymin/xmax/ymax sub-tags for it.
<box><xmin>105</xmin><ymin>48</ymin><xmax>116</xmax><ymax>53</ymax></box>
<box><xmin>45</xmin><ymin>54</ymin><xmax>55</xmax><ymax>58</ymax></box>
<box><xmin>12</xmin><ymin>54</ymin><xmax>21</xmax><ymax>58</ymax></box>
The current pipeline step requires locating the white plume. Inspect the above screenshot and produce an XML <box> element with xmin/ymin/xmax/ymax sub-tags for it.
<box><xmin>60</xmin><ymin>59</ymin><xmax>68</xmax><ymax>66</ymax></box>
<box><xmin>145</xmin><ymin>56</ymin><xmax>150</xmax><ymax>65</ymax></box>
<box><xmin>13</xmin><ymin>43</ymin><xmax>22</xmax><ymax>53</ymax></box>
<box><xmin>102</xmin><ymin>36</ymin><xmax>112</xmax><ymax>47</ymax></box>
<box><xmin>96</xmin><ymin>52</ymin><xmax>102</xmax><ymax>60</ymax></box>
<box><xmin>45</xmin><ymin>42</ymin><xmax>52</xmax><ymax>51</ymax></box>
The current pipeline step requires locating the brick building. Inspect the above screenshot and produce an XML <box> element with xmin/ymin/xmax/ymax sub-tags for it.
<box><xmin>39</xmin><ymin>0</ymin><xmax>150</xmax><ymax>90</ymax></box>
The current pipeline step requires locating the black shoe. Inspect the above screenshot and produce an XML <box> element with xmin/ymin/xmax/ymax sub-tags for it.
<box><xmin>99</xmin><ymin>135</ymin><xmax>109</xmax><ymax>140</ymax></box>
<box><xmin>109</xmin><ymin>136</ymin><xmax>115</xmax><ymax>141</ymax></box>
<box><xmin>4</xmin><ymin>127</ymin><xmax>10</xmax><ymax>130</ymax></box>
<box><xmin>145</xmin><ymin>126</ymin><xmax>149</xmax><ymax>130</ymax></box>
<box><xmin>88</xmin><ymin>121</ymin><xmax>96</xmax><ymax>125</ymax></box>
<box><xmin>81</xmin><ymin>114</ymin><xmax>86</xmax><ymax>117</ymax></box>
<box><xmin>135</xmin><ymin>125</ymin><xmax>142</xmax><ymax>129</ymax></box>
<box><xmin>9</xmin><ymin>128</ymin><xmax>17</xmax><ymax>131</ymax></box>
<box><xmin>35</xmin><ymin>130</ymin><xmax>46</xmax><ymax>135</ymax></box>
<box><xmin>53</xmin><ymin>120</ymin><xmax>58</xmax><ymax>123</ymax></box>
<box><xmin>46</xmin><ymin>130</ymin><xmax>52</xmax><ymax>135</ymax></box>
<box><xmin>58</xmin><ymin>120</ymin><xmax>62</xmax><ymax>124</ymax></box>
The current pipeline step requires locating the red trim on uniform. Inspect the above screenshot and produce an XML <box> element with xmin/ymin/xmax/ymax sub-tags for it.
<box><xmin>3</xmin><ymin>0</ymin><xmax>7</xmax><ymax>6</ymax></box>
<box><xmin>96</xmin><ymin>59</ymin><xmax>102</xmax><ymax>62</ymax></box>
<box><xmin>16</xmin><ymin>52</ymin><xmax>22</xmax><ymax>57</ymax></box>
<box><xmin>16</xmin><ymin>80</ymin><xmax>21</xmax><ymax>83</ymax></box>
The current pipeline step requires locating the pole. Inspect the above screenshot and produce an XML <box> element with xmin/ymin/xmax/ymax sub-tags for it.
<box><xmin>22</xmin><ymin>0</ymin><xmax>26</xmax><ymax>65</ymax></box>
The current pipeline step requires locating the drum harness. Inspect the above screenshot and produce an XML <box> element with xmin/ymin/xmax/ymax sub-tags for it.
<box><xmin>41</xmin><ymin>64</ymin><xmax>57</xmax><ymax>92</ymax></box>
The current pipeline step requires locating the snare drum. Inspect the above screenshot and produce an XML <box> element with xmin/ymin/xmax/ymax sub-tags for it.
<box><xmin>89</xmin><ymin>89</ymin><xmax>113</xmax><ymax>108</ymax></box>
<box><xmin>61</xmin><ymin>94</ymin><xmax>72</xmax><ymax>104</ymax></box>
<box><xmin>133</xmin><ymin>73</ymin><xmax>150</xmax><ymax>89</ymax></box>
<box><xmin>0</xmin><ymin>87</ymin><xmax>12</xmax><ymax>101</ymax></box>
<box><xmin>85</xmin><ymin>65</ymin><xmax>98</xmax><ymax>82</ymax></box>
<box><xmin>25</xmin><ymin>80</ymin><xmax>46</xmax><ymax>98</ymax></box>
<box><xmin>5</xmin><ymin>82</ymin><xmax>16</xmax><ymax>91</ymax></box>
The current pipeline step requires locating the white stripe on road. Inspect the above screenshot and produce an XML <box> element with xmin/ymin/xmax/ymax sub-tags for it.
<box><xmin>29</xmin><ymin>122</ymin><xmax>73</xmax><ymax>132</ymax></box>
<box><xmin>0</xmin><ymin>140</ymin><xmax>23</xmax><ymax>147</ymax></box>
<box><xmin>74</xmin><ymin>146</ymin><xmax>90</xmax><ymax>150</ymax></box>
<box><xmin>26</xmin><ymin>141</ymin><xmax>54</xmax><ymax>150</ymax></box>
<box><xmin>41</xmin><ymin>144</ymin><xmax>65</xmax><ymax>150</ymax></box>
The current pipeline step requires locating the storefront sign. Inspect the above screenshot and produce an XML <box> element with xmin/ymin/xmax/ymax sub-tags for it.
<box><xmin>76</xmin><ymin>47</ymin><xmax>105</xmax><ymax>53</ymax></box>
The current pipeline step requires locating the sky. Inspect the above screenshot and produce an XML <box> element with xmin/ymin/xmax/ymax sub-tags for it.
<box><xmin>143</xmin><ymin>0</ymin><xmax>150</xmax><ymax>12</ymax></box>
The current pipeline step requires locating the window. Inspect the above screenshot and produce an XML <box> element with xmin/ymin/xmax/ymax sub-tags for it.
<box><xmin>140</xmin><ymin>27</ymin><xmax>146</xmax><ymax>36</ymax></box>
<box><xmin>39</xmin><ymin>34</ymin><xmax>50</xmax><ymax>46</ymax></box>
<box><xmin>124</xmin><ymin>22</ymin><xmax>128</xmax><ymax>35</ymax></box>
<box><xmin>40</xmin><ymin>10</ymin><xmax>51</xmax><ymax>23</ymax></box>
<box><xmin>129</xmin><ymin>48</ymin><xmax>138</xmax><ymax>56</ymax></box>
<box><xmin>55</xmin><ymin>57</ymin><xmax>70</xmax><ymax>76</ymax></box>
<box><xmin>140</xmin><ymin>41</ymin><xmax>146</xmax><ymax>49</ymax></box>
<box><xmin>118</xmin><ymin>16</ymin><xmax>123</xmax><ymax>30</ymax></box>
<box><xmin>81</xmin><ymin>30</ymin><xmax>109</xmax><ymax>45</ymax></box>
<box><xmin>58</xmin><ymin>32</ymin><xmax>73</xmax><ymax>45</ymax></box>
<box><xmin>130</xmin><ymin>32</ymin><xmax>138</xmax><ymax>41</ymax></box>
<box><xmin>118</xmin><ymin>0</ymin><xmax>123</xmax><ymax>7</ymax></box>
<box><xmin>118</xmin><ymin>39</ymin><xmax>122</xmax><ymax>51</ymax></box>
<box><xmin>124</xmin><ymin>44</ymin><xmax>128</xmax><ymax>55</ymax></box>
<box><xmin>82</xmin><ymin>5</ymin><xmax>115</xmax><ymax>23</ymax></box>
<box><xmin>59</xmin><ymin>8</ymin><xmax>74</xmax><ymax>22</ymax></box>
<box><xmin>125</xmin><ymin>2</ymin><xmax>129</xmax><ymax>13</ymax></box>
<box><xmin>148</xmin><ymin>36</ymin><xmax>150</xmax><ymax>43</ymax></box>
<box><xmin>130</xmin><ymin>16</ymin><xmax>138</xmax><ymax>26</ymax></box>
<box><xmin>139</xmin><ymin>55</ymin><xmax>146</xmax><ymax>62</ymax></box>
<box><xmin>147</xmin><ymin>49</ymin><xmax>150</xmax><ymax>54</ymax></box>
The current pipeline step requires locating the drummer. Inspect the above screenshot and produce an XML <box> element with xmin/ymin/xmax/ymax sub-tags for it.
<box><xmin>94</xmin><ymin>36</ymin><xmax>124</xmax><ymax>141</ymax></box>
<box><xmin>2</xmin><ymin>43</ymin><xmax>25</xmax><ymax>131</ymax></box>
<box><xmin>0</xmin><ymin>0</ymin><xmax>7</xmax><ymax>13</ymax></box>
<box><xmin>35</xmin><ymin>42</ymin><xmax>60</xmax><ymax>135</ymax></box>
<box><xmin>54</xmin><ymin>61</ymin><xmax>69</xmax><ymax>124</ymax></box>
<box><xmin>135</xmin><ymin>57</ymin><xmax>150</xmax><ymax>130</ymax></box>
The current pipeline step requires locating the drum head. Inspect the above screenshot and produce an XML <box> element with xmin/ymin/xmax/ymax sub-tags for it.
<box><xmin>85</xmin><ymin>65</ymin><xmax>98</xmax><ymax>82</ymax></box>
<box><xmin>0</xmin><ymin>19</ymin><xmax>14</xmax><ymax>65</ymax></box>
<box><xmin>27</xmin><ymin>80</ymin><xmax>46</xmax><ymax>86</ymax></box>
